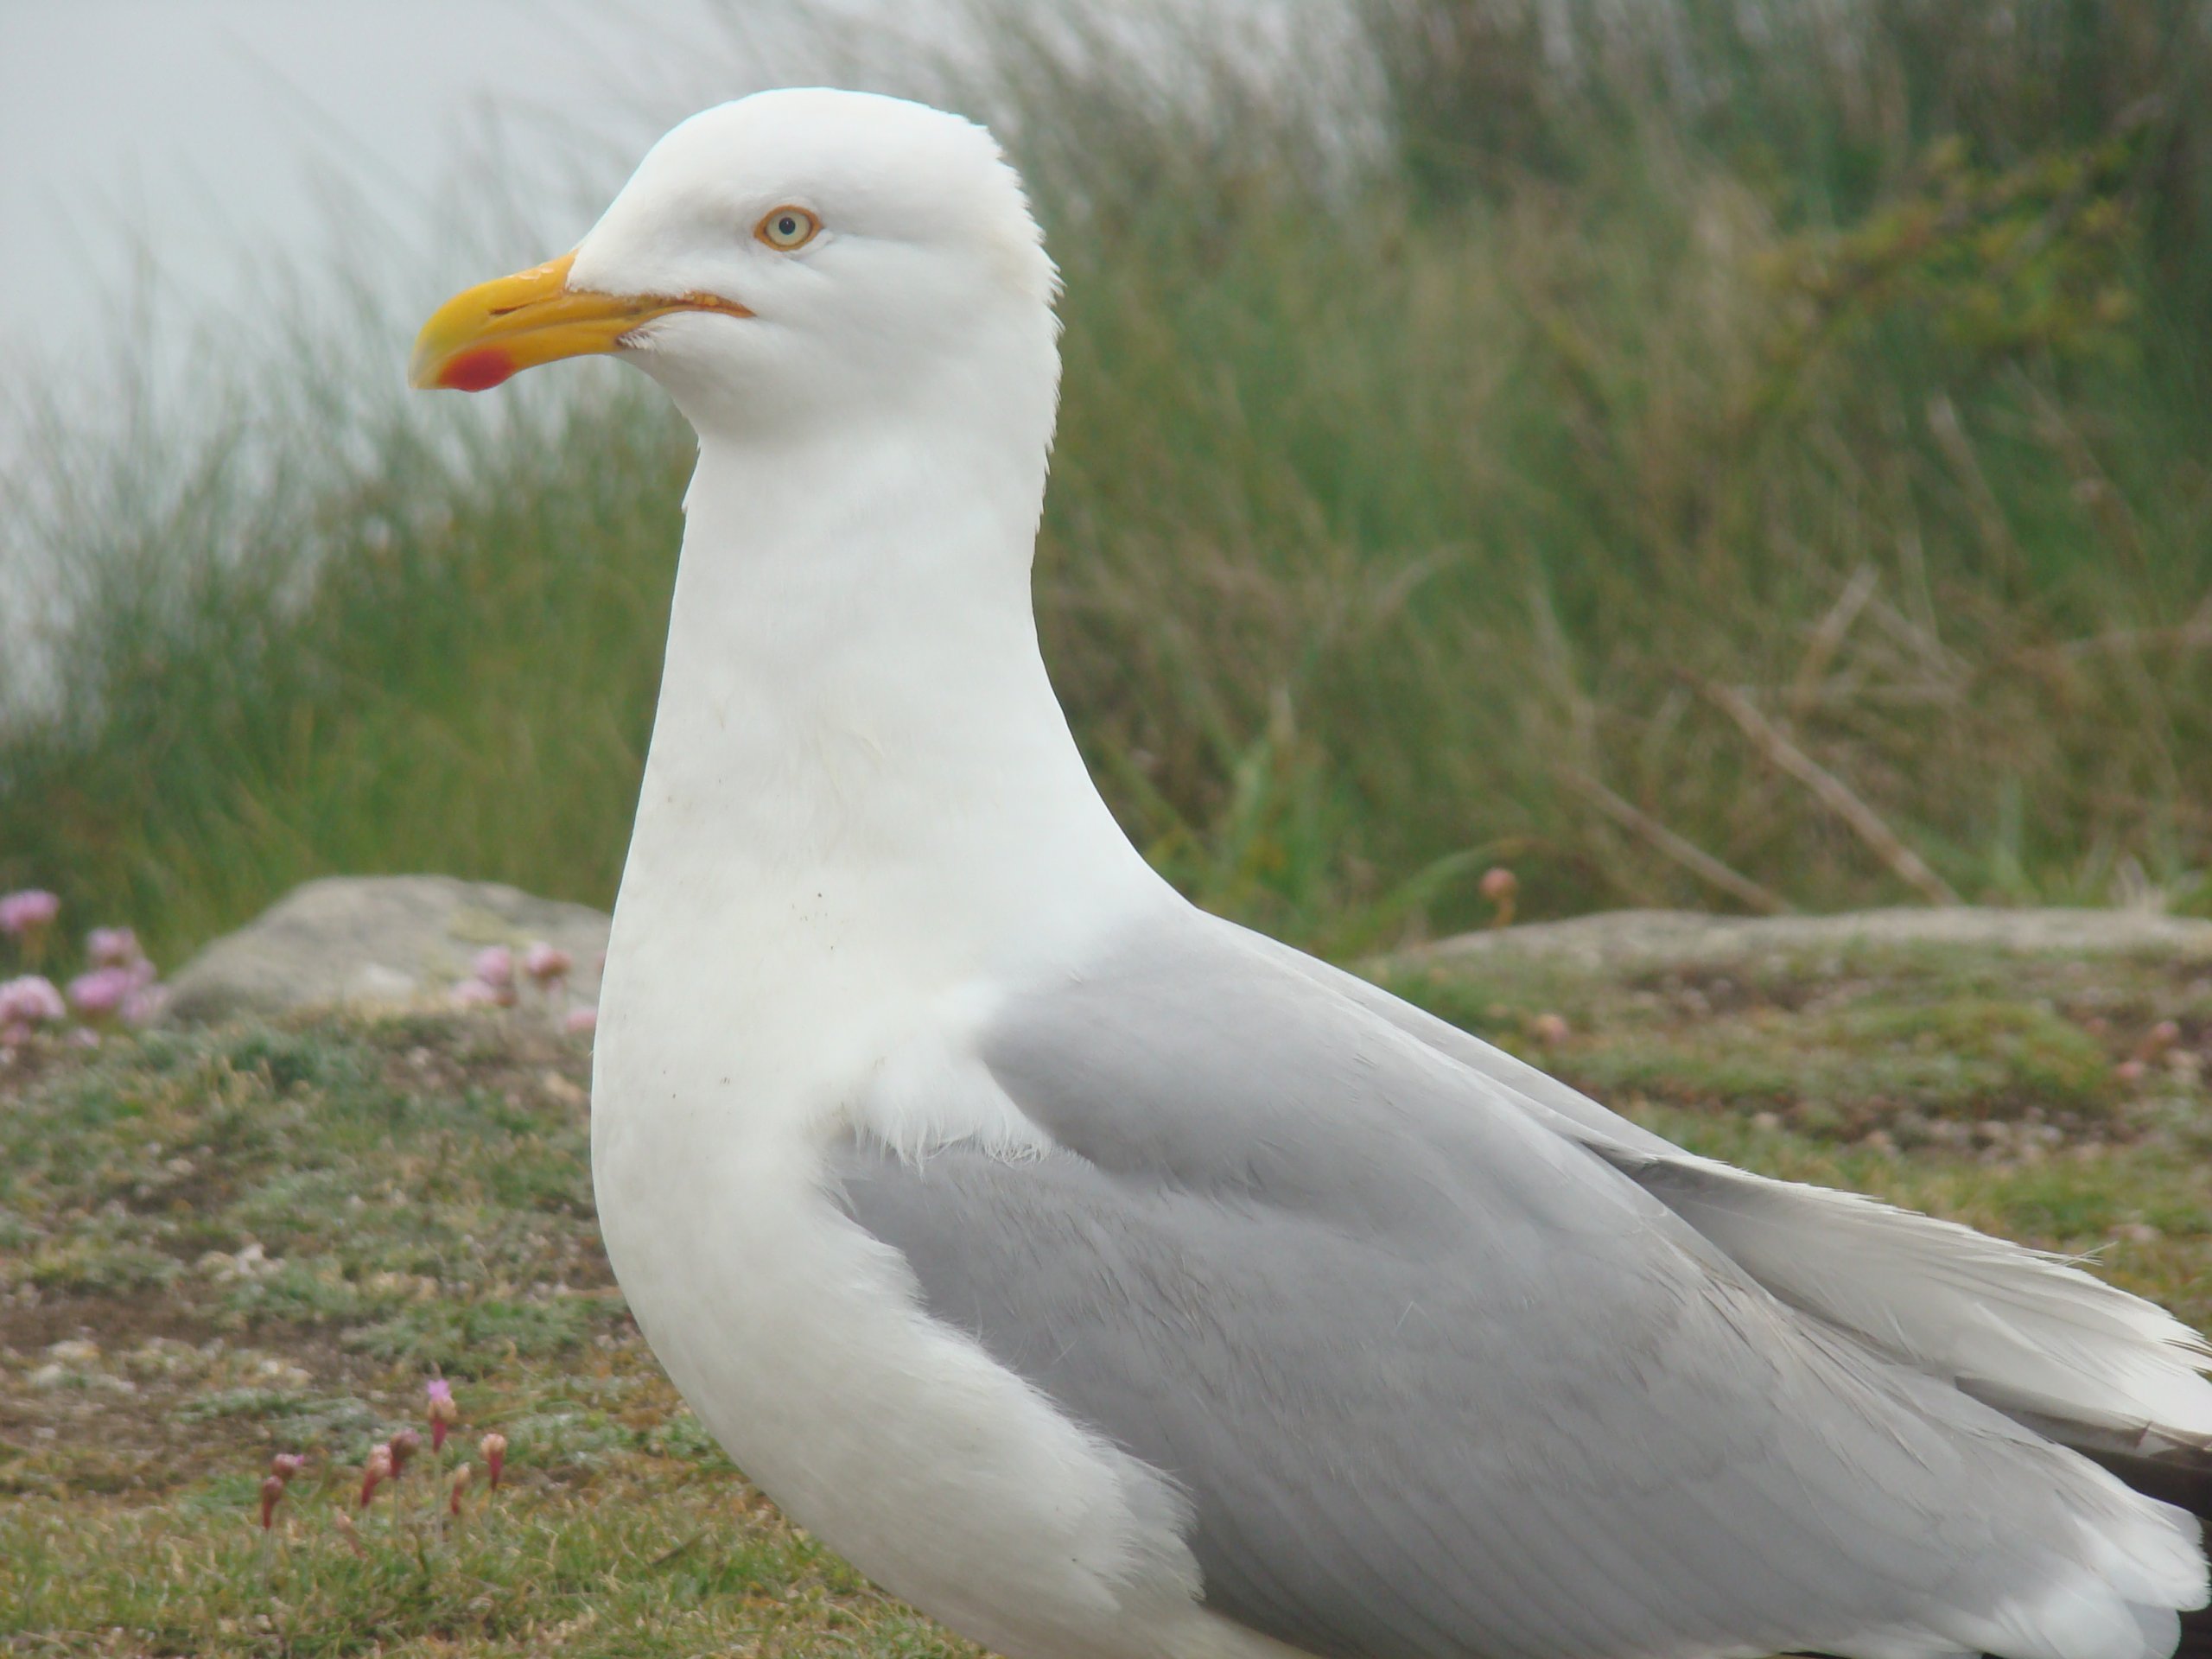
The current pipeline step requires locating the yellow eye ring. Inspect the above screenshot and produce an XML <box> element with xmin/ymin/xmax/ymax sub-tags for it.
<box><xmin>755</xmin><ymin>206</ymin><xmax>822</xmax><ymax>251</ymax></box>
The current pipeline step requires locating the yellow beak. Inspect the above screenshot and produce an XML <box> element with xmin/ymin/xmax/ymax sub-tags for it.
<box><xmin>408</xmin><ymin>251</ymin><xmax>753</xmax><ymax>391</ymax></box>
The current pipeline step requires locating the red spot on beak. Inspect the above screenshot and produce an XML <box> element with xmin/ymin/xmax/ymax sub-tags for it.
<box><xmin>442</xmin><ymin>347</ymin><xmax>517</xmax><ymax>391</ymax></box>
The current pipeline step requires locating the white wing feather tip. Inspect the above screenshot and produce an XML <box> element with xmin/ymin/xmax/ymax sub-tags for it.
<box><xmin>1616</xmin><ymin>1154</ymin><xmax>2212</xmax><ymax>1451</ymax></box>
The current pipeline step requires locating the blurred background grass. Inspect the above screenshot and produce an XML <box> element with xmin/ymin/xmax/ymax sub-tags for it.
<box><xmin>3</xmin><ymin>0</ymin><xmax>2210</xmax><ymax>964</ymax></box>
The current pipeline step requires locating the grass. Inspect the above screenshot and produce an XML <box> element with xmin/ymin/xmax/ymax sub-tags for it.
<box><xmin>3</xmin><ymin>939</ymin><xmax>2209</xmax><ymax>1655</ymax></box>
<box><xmin>4</xmin><ymin>0</ymin><xmax>2212</xmax><ymax>960</ymax></box>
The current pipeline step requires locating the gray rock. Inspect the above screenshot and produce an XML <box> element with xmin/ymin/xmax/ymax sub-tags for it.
<box><xmin>163</xmin><ymin>875</ymin><xmax>609</xmax><ymax>1024</ymax></box>
<box><xmin>1383</xmin><ymin>906</ymin><xmax>2212</xmax><ymax>978</ymax></box>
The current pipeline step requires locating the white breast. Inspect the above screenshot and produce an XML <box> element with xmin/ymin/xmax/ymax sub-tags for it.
<box><xmin>590</xmin><ymin>894</ymin><xmax>1215</xmax><ymax>1659</ymax></box>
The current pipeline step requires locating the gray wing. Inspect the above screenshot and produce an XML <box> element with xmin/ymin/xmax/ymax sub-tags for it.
<box><xmin>832</xmin><ymin>912</ymin><xmax>2201</xmax><ymax>1659</ymax></box>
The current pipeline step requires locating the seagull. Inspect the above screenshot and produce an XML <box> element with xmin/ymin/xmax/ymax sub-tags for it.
<box><xmin>411</xmin><ymin>88</ymin><xmax>2212</xmax><ymax>1659</ymax></box>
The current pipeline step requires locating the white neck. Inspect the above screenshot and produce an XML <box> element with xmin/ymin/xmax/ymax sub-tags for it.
<box><xmin>614</xmin><ymin>410</ymin><xmax>1163</xmax><ymax>989</ymax></box>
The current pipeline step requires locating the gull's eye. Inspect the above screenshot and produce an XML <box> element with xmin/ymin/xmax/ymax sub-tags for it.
<box><xmin>755</xmin><ymin>206</ymin><xmax>821</xmax><ymax>251</ymax></box>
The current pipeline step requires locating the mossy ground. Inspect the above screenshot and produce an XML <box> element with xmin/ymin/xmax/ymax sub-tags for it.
<box><xmin>4</xmin><ymin>938</ymin><xmax>2211</xmax><ymax>1655</ymax></box>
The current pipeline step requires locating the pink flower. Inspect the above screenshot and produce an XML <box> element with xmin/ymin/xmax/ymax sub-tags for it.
<box><xmin>473</xmin><ymin>946</ymin><xmax>514</xmax><ymax>989</ymax></box>
<box><xmin>360</xmin><ymin>1444</ymin><xmax>393</xmax><ymax>1508</ymax></box>
<box><xmin>1478</xmin><ymin>866</ymin><xmax>1518</xmax><ymax>928</ymax></box>
<box><xmin>260</xmin><ymin>1473</ymin><xmax>286</xmax><ymax>1530</ymax></box>
<box><xmin>270</xmin><ymin>1452</ymin><xmax>306</xmax><ymax>1484</ymax></box>
<box><xmin>426</xmin><ymin>1377</ymin><xmax>459</xmax><ymax>1450</ymax></box>
<box><xmin>387</xmin><ymin>1427</ymin><xmax>422</xmax><ymax>1478</ymax></box>
<box><xmin>0</xmin><ymin>976</ymin><xmax>66</xmax><ymax>1026</ymax></box>
<box><xmin>0</xmin><ymin>890</ymin><xmax>60</xmax><ymax>937</ymax></box>
<box><xmin>522</xmin><ymin>942</ymin><xmax>572</xmax><ymax>986</ymax></box>
<box><xmin>452</xmin><ymin>976</ymin><xmax>505</xmax><ymax>1010</ymax></box>
<box><xmin>68</xmin><ymin>966</ymin><xmax>137</xmax><ymax>1019</ymax></box>
<box><xmin>480</xmin><ymin>1431</ymin><xmax>507</xmax><ymax>1489</ymax></box>
<box><xmin>449</xmin><ymin>1462</ymin><xmax>474</xmax><ymax>1517</ymax></box>
<box><xmin>562</xmin><ymin>1006</ymin><xmax>597</xmax><ymax>1036</ymax></box>
<box><xmin>85</xmin><ymin>927</ymin><xmax>142</xmax><ymax>968</ymax></box>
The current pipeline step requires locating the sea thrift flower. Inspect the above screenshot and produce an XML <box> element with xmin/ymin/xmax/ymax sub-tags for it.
<box><xmin>360</xmin><ymin>1444</ymin><xmax>393</xmax><ymax>1508</ymax></box>
<box><xmin>0</xmin><ymin>976</ymin><xmax>66</xmax><ymax>1027</ymax></box>
<box><xmin>0</xmin><ymin>889</ymin><xmax>60</xmax><ymax>938</ymax></box>
<box><xmin>523</xmin><ymin>942</ymin><xmax>572</xmax><ymax>988</ymax></box>
<box><xmin>387</xmin><ymin>1427</ymin><xmax>422</xmax><ymax>1478</ymax></box>
<box><xmin>271</xmin><ymin>1452</ymin><xmax>306</xmax><ymax>1483</ymax></box>
<box><xmin>452</xmin><ymin>976</ymin><xmax>504</xmax><ymax>1009</ymax></box>
<box><xmin>426</xmin><ymin>1378</ymin><xmax>458</xmax><ymax>1451</ymax></box>
<box><xmin>473</xmin><ymin>945</ymin><xmax>515</xmax><ymax>991</ymax></box>
<box><xmin>480</xmin><ymin>1431</ymin><xmax>507</xmax><ymax>1489</ymax></box>
<box><xmin>562</xmin><ymin>1006</ymin><xmax>597</xmax><ymax>1036</ymax></box>
<box><xmin>68</xmin><ymin>966</ymin><xmax>137</xmax><ymax>1020</ymax></box>
<box><xmin>260</xmin><ymin>1473</ymin><xmax>286</xmax><ymax>1529</ymax></box>
<box><xmin>449</xmin><ymin>1462</ymin><xmax>474</xmax><ymax>1517</ymax></box>
<box><xmin>86</xmin><ymin>927</ymin><xmax>142</xmax><ymax>968</ymax></box>
<box><xmin>1478</xmin><ymin>866</ymin><xmax>1518</xmax><ymax>928</ymax></box>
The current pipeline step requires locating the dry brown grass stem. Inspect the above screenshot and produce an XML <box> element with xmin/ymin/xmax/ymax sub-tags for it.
<box><xmin>1787</xmin><ymin>563</ymin><xmax>1881</xmax><ymax>720</ymax></box>
<box><xmin>2036</xmin><ymin>598</ymin><xmax>2212</xmax><ymax>664</ymax></box>
<box><xmin>1696</xmin><ymin>680</ymin><xmax>1965</xmax><ymax>907</ymax></box>
<box><xmin>1561</xmin><ymin>770</ymin><xmax>1794</xmax><ymax>916</ymax></box>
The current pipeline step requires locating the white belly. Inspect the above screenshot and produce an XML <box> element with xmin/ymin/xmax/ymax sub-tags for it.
<box><xmin>588</xmin><ymin>926</ymin><xmax>1285</xmax><ymax>1659</ymax></box>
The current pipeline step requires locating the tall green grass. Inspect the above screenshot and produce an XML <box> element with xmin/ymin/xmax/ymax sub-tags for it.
<box><xmin>3</xmin><ymin>0</ymin><xmax>2209</xmax><ymax>964</ymax></box>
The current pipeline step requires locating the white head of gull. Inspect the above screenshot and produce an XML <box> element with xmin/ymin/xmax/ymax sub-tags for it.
<box><xmin>414</xmin><ymin>87</ymin><xmax>2212</xmax><ymax>1659</ymax></box>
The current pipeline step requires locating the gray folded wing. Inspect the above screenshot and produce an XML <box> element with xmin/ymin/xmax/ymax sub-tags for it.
<box><xmin>830</xmin><ymin>915</ymin><xmax>2201</xmax><ymax>1659</ymax></box>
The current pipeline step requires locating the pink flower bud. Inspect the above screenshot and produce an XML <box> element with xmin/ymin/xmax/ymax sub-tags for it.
<box><xmin>522</xmin><ymin>942</ymin><xmax>572</xmax><ymax>985</ymax></box>
<box><xmin>1478</xmin><ymin>866</ymin><xmax>1518</xmax><ymax>928</ymax></box>
<box><xmin>449</xmin><ymin>1462</ymin><xmax>474</xmax><ymax>1517</ymax></box>
<box><xmin>271</xmin><ymin>1452</ymin><xmax>306</xmax><ymax>1483</ymax></box>
<box><xmin>473</xmin><ymin>945</ymin><xmax>514</xmax><ymax>989</ymax></box>
<box><xmin>562</xmin><ymin>1006</ymin><xmax>597</xmax><ymax>1036</ymax></box>
<box><xmin>452</xmin><ymin>976</ymin><xmax>505</xmax><ymax>1009</ymax></box>
<box><xmin>2117</xmin><ymin>1058</ymin><xmax>2148</xmax><ymax>1084</ymax></box>
<box><xmin>0</xmin><ymin>890</ymin><xmax>60</xmax><ymax>936</ymax></box>
<box><xmin>260</xmin><ymin>1473</ymin><xmax>285</xmax><ymax>1529</ymax></box>
<box><xmin>387</xmin><ymin>1427</ymin><xmax>422</xmax><ymax>1478</ymax></box>
<box><xmin>1531</xmin><ymin>1012</ymin><xmax>1570</xmax><ymax>1046</ymax></box>
<box><xmin>480</xmin><ymin>1431</ymin><xmax>507</xmax><ymax>1489</ymax></box>
<box><xmin>86</xmin><ymin>927</ymin><xmax>142</xmax><ymax>968</ymax></box>
<box><xmin>360</xmin><ymin>1445</ymin><xmax>393</xmax><ymax>1508</ymax></box>
<box><xmin>426</xmin><ymin>1377</ymin><xmax>458</xmax><ymax>1450</ymax></box>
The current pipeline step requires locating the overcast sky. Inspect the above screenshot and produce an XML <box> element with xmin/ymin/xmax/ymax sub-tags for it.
<box><xmin>0</xmin><ymin>0</ymin><xmax>1354</xmax><ymax>471</ymax></box>
<box><xmin>0</xmin><ymin>0</ymin><xmax>986</xmax><ymax>380</ymax></box>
